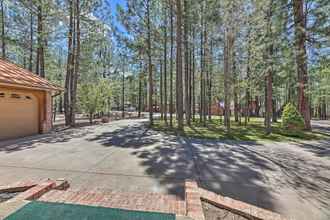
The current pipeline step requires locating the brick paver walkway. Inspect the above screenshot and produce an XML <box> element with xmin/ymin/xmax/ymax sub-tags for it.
<box><xmin>1</xmin><ymin>179</ymin><xmax>288</xmax><ymax>220</ymax></box>
<box><xmin>38</xmin><ymin>189</ymin><xmax>186</xmax><ymax>216</ymax></box>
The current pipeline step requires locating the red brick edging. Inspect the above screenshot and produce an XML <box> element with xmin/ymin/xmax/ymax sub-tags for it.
<box><xmin>198</xmin><ymin>184</ymin><xmax>288</xmax><ymax>220</ymax></box>
<box><xmin>9</xmin><ymin>179</ymin><xmax>69</xmax><ymax>201</ymax></box>
<box><xmin>0</xmin><ymin>180</ymin><xmax>37</xmax><ymax>193</ymax></box>
<box><xmin>185</xmin><ymin>181</ymin><xmax>205</xmax><ymax>220</ymax></box>
<box><xmin>13</xmin><ymin>180</ymin><xmax>56</xmax><ymax>201</ymax></box>
<box><xmin>3</xmin><ymin>179</ymin><xmax>288</xmax><ymax>220</ymax></box>
<box><xmin>184</xmin><ymin>180</ymin><xmax>288</xmax><ymax>220</ymax></box>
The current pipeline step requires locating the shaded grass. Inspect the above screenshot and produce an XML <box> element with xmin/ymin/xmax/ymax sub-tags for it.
<box><xmin>152</xmin><ymin>117</ymin><xmax>329</xmax><ymax>142</ymax></box>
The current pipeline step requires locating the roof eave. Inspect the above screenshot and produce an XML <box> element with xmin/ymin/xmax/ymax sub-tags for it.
<box><xmin>0</xmin><ymin>82</ymin><xmax>63</xmax><ymax>92</ymax></box>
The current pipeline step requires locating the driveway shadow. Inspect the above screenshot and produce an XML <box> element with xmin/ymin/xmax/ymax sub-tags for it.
<box><xmin>0</xmin><ymin>128</ymin><xmax>92</xmax><ymax>153</ymax></box>
<box><xmin>181</xmin><ymin>138</ymin><xmax>280</xmax><ymax>211</ymax></box>
<box><xmin>87</xmin><ymin>123</ymin><xmax>196</xmax><ymax>198</ymax></box>
<box><xmin>292</xmin><ymin>139</ymin><xmax>330</xmax><ymax>158</ymax></box>
<box><xmin>88</xmin><ymin>123</ymin><xmax>160</xmax><ymax>148</ymax></box>
<box><xmin>88</xmin><ymin>121</ymin><xmax>330</xmax><ymax>217</ymax></box>
<box><xmin>87</xmin><ymin>123</ymin><xmax>281</xmax><ymax>209</ymax></box>
<box><xmin>312</xmin><ymin>120</ymin><xmax>330</xmax><ymax>133</ymax></box>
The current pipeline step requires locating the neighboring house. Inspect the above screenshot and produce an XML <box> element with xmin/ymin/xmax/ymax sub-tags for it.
<box><xmin>208</xmin><ymin>100</ymin><xmax>261</xmax><ymax>117</ymax></box>
<box><xmin>0</xmin><ymin>59</ymin><xmax>62</xmax><ymax>140</ymax></box>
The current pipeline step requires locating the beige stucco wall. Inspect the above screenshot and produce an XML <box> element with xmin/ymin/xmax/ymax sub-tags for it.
<box><xmin>0</xmin><ymin>86</ymin><xmax>53</xmax><ymax>140</ymax></box>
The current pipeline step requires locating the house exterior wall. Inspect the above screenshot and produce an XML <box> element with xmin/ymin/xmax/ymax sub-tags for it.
<box><xmin>0</xmin><ymin>85</ymin><xmax>54</xmax><ymax>139</ymax></box>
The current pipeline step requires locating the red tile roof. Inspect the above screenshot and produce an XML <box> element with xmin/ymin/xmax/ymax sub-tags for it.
<box><xmin>0</xmin><ymin>59</ymin><xmax>62</xmax><ymax>91</ymax></box>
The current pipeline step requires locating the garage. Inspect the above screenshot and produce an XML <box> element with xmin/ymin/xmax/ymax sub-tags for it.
<box><xmin>0</xmin><ymin>59</ymin><xmax>62</xmax><ymax>141</ymax></box>
<box><xmin>0</xmin><ymin>90</ymin><xmax>39</xmax><ymax>140</ymax></box>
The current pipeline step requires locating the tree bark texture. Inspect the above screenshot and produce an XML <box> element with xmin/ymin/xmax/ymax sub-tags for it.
<box><xmin>293</xmin><ymin>0</ymin><xmax>311</xmax><ymax>130</ymax></box>
<box><xmin>176</xmin><ymin>0</ymin><xmax>184</xmax><ymax>130</ymax></box>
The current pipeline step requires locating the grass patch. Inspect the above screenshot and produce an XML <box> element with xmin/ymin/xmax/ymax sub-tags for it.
<box><xmin>152</xmin><ymin>117</ymin><xmax>329</xmax><ymax>142</ymax></box>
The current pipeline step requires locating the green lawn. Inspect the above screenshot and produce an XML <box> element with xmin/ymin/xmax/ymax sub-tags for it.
<box><xmin>152</xmin><ymin>117</ymin><xmax>329</xmax><ymax>142</ymax></box>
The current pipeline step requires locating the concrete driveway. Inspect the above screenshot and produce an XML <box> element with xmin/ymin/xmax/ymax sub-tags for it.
<box><xmin>0</xmin><ymin>119</ymin><xmax>329</xmax><ymax>220</ymax></box>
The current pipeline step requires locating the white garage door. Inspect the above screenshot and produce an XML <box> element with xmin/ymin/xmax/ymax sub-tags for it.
<box><xmin>0</xmin><ymin>90</ymin><xmax>39</xmax><ymax>140</ymax></box>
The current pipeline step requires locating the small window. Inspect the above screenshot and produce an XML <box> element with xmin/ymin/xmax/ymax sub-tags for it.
<box><xmin>26</xmin><ymin>96</ymin><xmax>31</xmax><ymax>100</ymax></box>
<box><xmin>11</xmin><ymin>94</ymin><xmax>21</xmax><ymax>99</ymax></box>
<box><xmin>0</xmin><ymin>92</ymin><xmax>4</xmax><ymax>98</ymax></box>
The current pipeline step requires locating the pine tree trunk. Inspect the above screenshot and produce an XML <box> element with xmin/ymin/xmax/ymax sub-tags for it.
<box><xmin>272</xmin><ymin>99</ymin><xmax>277</xmax><ymax>122</ymax></box>
<box><xmin>208</xmin><ymin>41</ymin><xmax>213</xmax><ymax>121</ymax></box>
<box><xmin>192</xmin><ymin>27</ymin><xmax>196</xmax><ymax>121</ymax></box>
<box><xmin>69</xmin><ymin>0</ymin><xmax>80</xmax><ymax>127</ymax></box>
<box><xmin>189</xmin><ymin>32</ymin><xmax>193</xmax><ymax>122</ymax></box>
<box><xmin>169</xmin><ymin>2</ymin><xmax>174</xmax><ymax>127</ymax></box>
<box><xmin>160</xmin><ymin>60</ymin><xmax>164</xmax><ymax>120</ymax></box>
<box><xmin>264</xmin><ymin>1</ymin><xmax>273</xmax><ymax>134</ymax></box>
<box><xmin>89</xmin><ymin>113</ymin><xmax>93</xmax><ymax>124</ymax></box>
<box><xmin>144</xmin><ymin>70</ymin><xmax>148</xmax><ymax>112</ymax></box>
<box><xmin>224</xmin><ymin>30</ymin><xmax>234</xmax><ymax>132</ymax></box>
<box><xmin>64</xmin><ymin>0</ymin><xmax>74</xmax><ymax>126</ymax></box>
<box><xmin>223</xmin><ymin>33</ymin><xmax>229</xmax><ymax>130</ymax></box>
<box><xmin>29</xmin><ymin>3</ymin><xmax>33</xmax><ymax>72</ymax></box>
<box><xmin>202</xmin><ymin>18</ymin><xmax>207</xmax><ymax>126</ymax></box>
<box><xmin>147</xmin><ymin>0</ymin><xmax>153</xmax><ymax>126</ymax></box>
<box><xmin>233</xmin><ymin>56</ymin><xmax>239</xmax><ymax>122</ymax></box>
<box><xmin>176</xmin><ymin>0</ymin><xmax>184</xmax><ymax>130</ymax></box>
<box><xmin>1</xmin><ymin>0</ymin><xmax>5</xmax><ymax>59</ymax></box>
<box><xmin>183</xmin><ymin>0</ymin><xmax>191</xmax><ymax>126</ymax></box>
<box><xmin>69</xmin><ymin>1</ymin><xmax>76</xmax><ymax>123</ymax></box>
<box><xmin>255</xmin><ymin>96</ymin><xmax>260</xmax><ymax>117</ymax></box>
<box><xmin>322</xmin><ymin>96</ymin><xmax>326</xmax><ymax>119</ymax></box>
<box><xmin>245</xmin><ymin>35</ymin><xmax>251</xmax><ymax>126</ymax></box>
<box><xmin>163</xmin><ymin>6</ymin><xmax>168</xmax><ymax>125</ymax></box>
<box><xmin>53</xmin><ymin>99</ymin><xmax>57</xmax><ymax>122</ymax></box>
<box><xmin>199</xmin><ymin>2</ymin><xmax>204</xmax><ymax>124</ymax></box>
<box><xmin>265</xmin><ymin>69</ymin><xmax>273</xmax><ymax>134</ymax></box>
<box><xmin>206</xmin><ymin>63</ymin><xmax>209</xmax><ymax>122</ymax></box>
<box><xmin>122</xmin><ymin>71</ymin><xmax>125</xmax><ymax>118</ymax></box>
<box><xmin>208</xmin><ymin>72</ymin><xmax>212</xmax><ymax>121</ymax></box>
<box><xmin>59</xmin><ymin>95</ymin><xmax>63</xmax><ymax>113</ymax></box>
<box><xmin>36</xmin><ymin>2</ymin><xmax>45</xmax><ymax>77</ymax></box>
<box><xmin>322</xmin><ymin>97</ymin><xmax>327</xmax><ymax>120</ymax></box>
<box><xmin>138</xmin><ymin>64</ymin><xmax>142</xmax><ymax>118</ymax></box>
<box><xmin>293</xmin><ymin>0</ymin><xmax>311</xmax><ymax>130</ymax></box>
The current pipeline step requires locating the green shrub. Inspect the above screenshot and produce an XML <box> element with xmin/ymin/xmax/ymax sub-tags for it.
<box><xmin>281</xmin><ymin>103</ymin><xmax>305</xmax><ymax>130</ymax></box>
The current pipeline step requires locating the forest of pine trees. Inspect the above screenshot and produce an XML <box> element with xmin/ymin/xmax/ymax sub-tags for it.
<box><xmin>1</xmin><ymin>0</ymin><xmax>329</xmax><ymax>133</ymax></box>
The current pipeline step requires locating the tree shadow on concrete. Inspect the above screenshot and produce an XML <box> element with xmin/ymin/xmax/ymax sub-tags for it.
<box><xmin>312</xmin><ymin>120</ymin><xmax>330</xmax><ymax>133</ymax></box>
<box><xmin>240</xmin><ymin>140</ymin><xmax>330</xmax><ymax>212</ymax></box>
<box><xmin>180</xmin><ymin>138</ymin><xmax>281</xmax><ymax>211</ymax></box>
<box><xmin>207</xmin><ymin>140</ymin><xmax>330</xmax><ymax>214</ymax></box>
<box><xmin>291</xmin><ymin>139</ymin><xmax>330</xmax><ymax>158</ymax></box>
<box><xmin>85</xmin><ymin>121</ymin><xmax>330</xmax><ymax>216</ymax></box>
<box><xmin>87</xmin><ymin>123</ymin><xmax>159</xmax><ymax>149</ymax></box>
<box><xmin>0</xmin><ymin>127</ymin><xmax>92</xmax><ymax>153</ymax></box>
<box><xmin>87</xmin><ymin>122</ymin><xmax>282</xmax><ymax>211</ymax></box>
<box><xmin>87</xmin><ymin>123</ymin><xmax>195</xmax><ymax>198</ymax></box>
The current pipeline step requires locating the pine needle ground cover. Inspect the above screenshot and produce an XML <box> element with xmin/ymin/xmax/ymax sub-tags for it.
<box><xmin>5</xmin><ymin>201</ymin><xmax>176</xmax><ymax>220</ymax></box>
<box><xmin>152</xmin><ymin>117</ymin><xmax>329</xmax><ymax>142</ymax></box>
